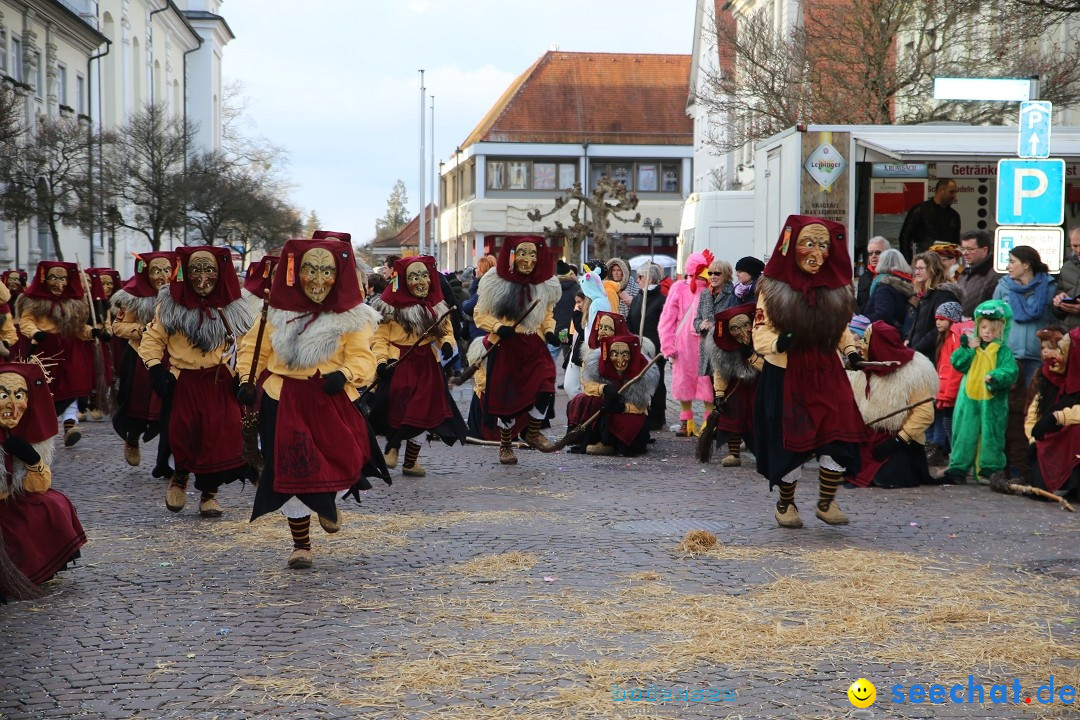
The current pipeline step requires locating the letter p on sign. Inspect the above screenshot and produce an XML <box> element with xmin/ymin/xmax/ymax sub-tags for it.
<box><xmin>996</xmin><ymin>158</ymin><xmax>1065</xmax><ymax>226</ymax></box>
<box><xmin>1013</xmin><ymin>169</ymin><xmax>1048</xmax><ymax>216</ymax></box>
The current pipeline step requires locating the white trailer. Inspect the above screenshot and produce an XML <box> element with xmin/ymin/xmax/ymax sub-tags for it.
<box><xmin>676</xmin><ymin>190</ymin><xmax>756</xmax><ymax>272</ymax></box>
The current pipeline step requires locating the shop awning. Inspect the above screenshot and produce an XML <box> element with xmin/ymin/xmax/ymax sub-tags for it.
<box><xmin>850</xmin><ymin>125</ymin><xmax>1080</xmax><ymax>162</ymax></box>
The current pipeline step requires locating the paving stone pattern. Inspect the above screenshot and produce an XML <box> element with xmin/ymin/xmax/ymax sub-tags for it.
<box><xmin>0</xmin><ymin>370</ymin><xmax>1077</xmax><ymax>720</ymax></box>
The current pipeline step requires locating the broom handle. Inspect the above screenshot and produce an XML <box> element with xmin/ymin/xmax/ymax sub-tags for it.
<box><xmin>246</xmin><ymin>291</ymin><xmax>270</xmax><ymax>387</ymax></box>
<box><xmin>74</xmin><ymin>255</ymin><xmax>99</xmax><ymax>329</ymax></box>
<box><xmin>356</xmin><ymin>306</ymin><xmax>454</xmax><ymax>404</ymax></box>
<box><xmin>575</xmin><ymin>353</ymin><xmax>664</xmax><ymax>432</ymax></box>
<box><xmin>864</xmin><ymin>396</ymin><xmax>934</xmax><ymax>427</ymax></box>
<box><xmin>470</xmin><ymin>298</ymin><xmax>541</xmax><ymax>367</ymax></box>
<box><xmin>1008</xmin><ymin>483</ymin><xmax>1076</xmax><ymax>512</ymax></box>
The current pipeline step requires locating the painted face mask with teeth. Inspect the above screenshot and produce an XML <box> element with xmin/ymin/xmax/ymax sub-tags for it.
<box><xmin>0</xmin><ymin>372</ymin><xmax>28</xmax><ymax>429</ymax></box>
<box><xmin>300</xmin><ymin>248</ymin><xmax>337</xmax><ymax>304</ymax></box>
<box><xmin>794</xmin><ymin>224</ymin><xmax>831</xmax><ymax>275</ymax></box>
<box><xmin>188</xmin><ymin>251</ymin><xmax>219</xmax><ymax>297</ymax></box>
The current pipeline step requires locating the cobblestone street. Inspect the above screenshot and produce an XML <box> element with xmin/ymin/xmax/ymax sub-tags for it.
<box><xmin>1</xmin><ymin>378</ymin><xmax>1078</xmax><ymax>720</ymax></box>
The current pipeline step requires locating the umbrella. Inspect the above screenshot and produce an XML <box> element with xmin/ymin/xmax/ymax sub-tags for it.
<box><xmin>629</xmin><ymin>254</ymin><xmax>677</xmax><ymax>270</ymax></box>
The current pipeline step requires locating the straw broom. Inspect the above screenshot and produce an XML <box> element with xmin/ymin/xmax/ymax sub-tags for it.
<box><xmin>553</xmin><ymin>353</ymin><xmax>663</xmax><ymax>451</ymax></box>
<box><xmin>75</xmin><ymin>257</ymin><xmax>114</xmax><ymax>415</ymax></box>
<box><xmin>988</xmin><ymin>474</ymin><xmax>1076</xmax><ymax>512</ymax></box>
<box><xmin>696</xmin><ymin>380</ymin><xmax>740</xmax><ymax>463</ymax></box>
<box><xmin>0</xmin><ymin>528</ymin><xmax>43</xmax><ymax>601</ymax></box>
<box><xmin>448</xmin><ymin>299</ymin><xmax>540</xmax><ymax>388</ymax></box>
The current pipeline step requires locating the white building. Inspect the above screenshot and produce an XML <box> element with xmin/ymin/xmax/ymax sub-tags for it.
<box><xmin>438</xmin><ymin>51</ymin><xmax>694</xmax><ymax>271</ymax></box>
<box><xmin>0</xmin><ymin>0</ymin><xmax>231</xmax><ymax>270</ymax></box>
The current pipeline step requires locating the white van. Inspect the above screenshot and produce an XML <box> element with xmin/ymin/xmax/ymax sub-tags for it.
<box><xmin>676</xmin><ymin>191</ymin><xmax>757</xmax><ymax>272</ymax></box>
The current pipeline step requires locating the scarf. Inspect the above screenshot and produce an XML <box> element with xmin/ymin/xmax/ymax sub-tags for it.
<box><xmin>733</xmin><ymin>280</ymin><xmax>754</xmax><ymax>300</ymax></box>
<box><xmin>1000</xmin><ymin>273</ymin><xmax>1051</xmax><ymax>323</ymax></box>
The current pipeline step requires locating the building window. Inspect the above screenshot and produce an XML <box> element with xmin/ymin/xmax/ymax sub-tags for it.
<box><xmin>34</xmin><ymin>51</ymin><xmax>42</xmax><ymax>98</ymax></box>
<box><xmin>11</xmin><ymin>36</ymin><xmax>21</xmax><ymax>82</ymax></box>
<box><xmin>0</xmin><ymin>28</ymin><xmax>6</xmax><ymax>74</ymax></box>
<box><xmin>591</xmin><ymin>161</ymin><xmax>680</xmax><ymax>194</ymax></box>
<box><xmin>57</xmin><ymin>64</ymin><xmax>67</xmax><ymax>106</ymax></box>
<box><xmin>487</xmin><ymin>159</ymin><xmax>578</xmax><ymax>192</ymax></box>
<box><xmin>75</xmin><ymin>74</ymin><xmax>84</xmax><ymax>113</ymax></box>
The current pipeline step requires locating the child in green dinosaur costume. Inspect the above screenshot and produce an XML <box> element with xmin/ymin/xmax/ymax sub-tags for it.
<box><xmin>942</xmin><ymin>300</ymin><xmax>1019</xmax><ymax>484</ymax></box>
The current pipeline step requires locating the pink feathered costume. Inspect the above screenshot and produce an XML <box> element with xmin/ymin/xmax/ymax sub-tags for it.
<box><xmin>659</xmin><ymin>250</ymin><xmax>715</xmax><ymax>415</ymax></box>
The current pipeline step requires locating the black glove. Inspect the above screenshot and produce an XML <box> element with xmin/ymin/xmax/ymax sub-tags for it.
<box><xmin>775</xmin><ymin>332</ymin><xmax>794</xmax><ymax>353</ymax></box>
<box><xmin>714</xmin><ymin>394</ymin><xmax>728</xmax><ymax>414</ymax></box>
<box><xmin>871</xmin><ymin>436</ymin><xmax>906</xmax><ymax>461</ymax></box>
<box><xmin>236</xmin><ymin>382</ymin><xmax>257</xmax><ymax>407</ymax></box>
<box><xmin>846</xmin><ymin>352</ymin><xmax>863</xmax><ymax>371</ymax></box>
<box><xmin>322</xmin><ymin>370</ymin><xmax>347</xmax><ymax>396</ymax></box>
<box><xmin>602</xmin><ymin>383</ymin><xmax>625</xmax><ymax>413</ymax></box>
<box><xmin>959</xmin><ymin>332</ymin><xmax>970</xmax><ymax>348</ymax></box>
<box><xmin>91</xmin><ymin>327</ymin><xmax>112</xmax><ymax>342</ymax></box>
<box><xmin>441</xmin><ymin>342</ymin><xmax>454</xmax><ymax>360</ymax></box>
<box><xmin>738</xmin><ymin>343</ymin><xmax>754</xmax><ymax>359</ymax></box>
<box><xmin>545</xmin><ymin>332</ymin><xmax>559</xmax><ymax>347</ymax></box>
<box><xmin>3</xmin><ymin>436</ymin><xmax>40</xmax><ymax>465</ymax></box>
<box><xmin>32</xmin><ymin>331</ymin><xmax>48</xmax><ymax>343</ymax></box>
<box><xmin>376</xmin><ymin>362</ymin><xmax>391</xmax><ymax>380</ymax></box>
<box><xmin>1032</xmin><ymin>414</ymin><xmax>1061</xmax><ymax>441</ymax></box>
<box><xmin>148</xmin><ymin>364</ymin><xmax>174</xmax><ymax>399</ymax></box>
<box><xmin>496</xmin><ymin>324</ymin><xmax>516</xmax><ymax>340</ymax></box>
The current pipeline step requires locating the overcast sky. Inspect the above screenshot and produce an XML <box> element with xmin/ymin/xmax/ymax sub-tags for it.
<box><xmin>223</xmin><ymin>0</ymin><xmax>696</xmax><ymax>244</ymax></box>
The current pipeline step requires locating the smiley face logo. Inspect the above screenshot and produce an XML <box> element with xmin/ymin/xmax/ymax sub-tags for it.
<box><xmin>847</xmin><ymin>678</ymin><xmax>876</xmax><ymax>708</ymax></box>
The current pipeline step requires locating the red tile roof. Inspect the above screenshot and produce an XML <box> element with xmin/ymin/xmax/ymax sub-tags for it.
<box><xmin>463</xmin><ymin>51</ymin><xmax>693</xmax><ymax>147</ymax></box>
<box><xmin>368</xmin><ymin>204</ymin><xmax>438</xmax><ymax>249</ymax></box>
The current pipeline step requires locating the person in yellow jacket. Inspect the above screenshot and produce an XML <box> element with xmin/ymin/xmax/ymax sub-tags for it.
<box><xmin>138</xmin><ymin>247</ymin><xmax>255</xmax><ymax>518</ymax></box>
<box><xmin>237</xmin><ymin>238</ymin><xmax>390</xmax><ymax>569</ymax></box>
<box><xmin>368</xmin><ymin>255</ymin><xmax>466</xmax><ymax>477</ymax></box>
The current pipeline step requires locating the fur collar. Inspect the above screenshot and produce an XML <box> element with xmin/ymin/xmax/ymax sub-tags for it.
<box><xmin>582</xmin><ymin>346</ymin><xmax>660</xmax><ymax>410</ymax></box>
<box><xmin>369</xmin><ymin>297</ymin><xmax>450</xmax><ymax>338</ymax></box>
<box><xmin>848</xmin><ymin>352</ymin><xmax>939</xmax><ymax>433</ymax></box>
<box><xmin>759</xmin><ymin>277</ymin><xmax>854</xmax><ymax>353</ymax></box>
<box><xmin>474</xmin><ymin>270</ymin><xmax>562</xmax><ymax>335</ymax></box>
<box><xmin>268</xmin><ymin>303</ymin><xmax>380</xmax><ymax>370</ymax></box>
<box><xmin>111</xmin><ymin>289</ymin><xmax>159</xmax><ymax>326</ymax></box>
<box><xmin>0</xmin><ymin>439</ymin><xmax>55</xmax><ymax>495</ymax></box>
<box><xmin>878</xmin><ymin>273</ymin><xmax>914</xmax><ymax>298</ymax></box>
<box><xmin>15</xmin><ymin>294</ymin><xmax>89</xmax><ymax>337</ymax></box>
<box><xmin>708</xmin><ymin>341</ymin><xmax>760</xmax><ymax>384</ymax></box>
<box><xmin>157</xmin><ymin>286</ymin><xmax>255</xmax><ymax>353</ymax></box>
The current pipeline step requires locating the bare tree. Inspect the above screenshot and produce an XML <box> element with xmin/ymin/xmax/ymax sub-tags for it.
<box><xmin>185</xmin><ymin>150</ymin><xmax>261</xmax><ymax>245</ymax></box>
<box><xmin>0</xmin><ymin>82</ymin><xmax>25</xmax><ymax>152</ymax></box>
<box><xmin>527</xmin><ymin>175</ymin><xmax>640</xmax><ymax>261</ymax></box>
<box><xmin>100</xmin><ymin>103</ymin><xmax>192</xmax><ymax>250</ymax></box>
<box><xmin>696</xmin><ymin>0</ymin><xmax>1080</xmax><ymax>153</ymax></box>
<box><xmin>0</xmin><ymin>117</ymin><xmax>91</xmax><ymax>260</ymax></box>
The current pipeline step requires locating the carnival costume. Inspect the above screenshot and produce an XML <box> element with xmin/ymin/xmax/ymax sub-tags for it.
<box><xmin>848</xmin><ymin>321</ymin><xmax>939</xmax><ymax>489</ymax></box>
<box><xmin>369</xmin><ymin>255</ymin><xmax>466</xmax><ymax>476</ymax></box>
<box><xmin>1025</xmin><ymin>327</ymin><xmax>1080</xmax><ymax>499</ymax></box>
<box><xmin>0</xmin><ymin>362</ymin><xmax>85</xmax><ymax>599</ymax></box>
<box><xmin>0</xmin><ymin>270</ymin><xmax>27</xmax><ymax>357</ymax></box>
<box><xmin>753</xmin><ymin>215</ymin><xmax>866</xmax><ymax>528</ymax></box>
<box><xmin>707</xmin><ymin>303</ymin><xmax>762</xmax><ymax>467</ymax></box>
<box><xmin>575</xmin><ymin>333</ymin><xmax>659</xmax><ymax>456</ymax></box>
<box><xmin>566</xmin><ymin>311</ymin><xmax>629</xmax><ymax>428</ymax></box>
<box><xmin>17</xmin><ymin>261</ymin><xmax>105</xmax><ymax>447</ymax></box>
<box><xmin>944</xmin><ymin>300</ymin><xmax>1018</xmax><ymax>482</ymax></box>
<box><xmin>471</xmin><ymin>235</ymin><xmax>562</xmax><ymax>465</ymax></box>
<box><xmin>111</xmin><ymin>252</ymin><xmax>175</xmax><ymax>471</ymax></box>
<box><xmin>658</xmin><ymin>250</ymin><xmax>715</xmax><ymax>436</ymax></box>
<box><xmin>85</xmin><ymin>268</ymin><xmax>121</xmax><ymax>418</ymax></box>
<box><xmin>239</xmin><ymin>238</ymin><xmax>390</xmax><ymax>569</ymax></box>
<box><xmin>138</xmin><ymin>246</ymin><xmax>255</xmax><ymax>517</ymax></box>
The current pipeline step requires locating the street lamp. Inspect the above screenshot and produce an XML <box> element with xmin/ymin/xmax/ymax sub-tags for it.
<box><xmin>638</xmin><ymin>217</ymin><xmax>663</xmax><ymax>339</ymax></box>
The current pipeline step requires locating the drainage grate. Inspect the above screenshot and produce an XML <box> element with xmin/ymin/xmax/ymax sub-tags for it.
<box><xmin>1024</xmin><ymin>558</ymin><xmax>1080</xmax><ymax>579</ymax></box>
<box><xmin>608</xmin><ymin>519</ymin><xmax>732</xmax><ymax>534</ymax></box>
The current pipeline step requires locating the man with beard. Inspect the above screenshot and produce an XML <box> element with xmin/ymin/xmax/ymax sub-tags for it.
<box><xmin>369</xmin><ymin>255</ymin><xmax>466</xmax><ymax>476</ymax></box>
<box><xmin>17</xmin><ymin>262</ymin><xmax>107</xmax><ymax>447</ymax></box>
<box><xmin>138</xmin><ymin>247</ymin><xmax>255</xmax><ymax>517</ymax></box>
<box><xmin>471</xmin><ymin>235</ymin><xmax>563</xmax><ymax>464</ymax></box>
<box><xmin>753</xmin><ymin>215</ymin><xmax>866</xmax><ymax>528</ymax></box>
<box><xmin>111</xmin><ymin>252</ymin><xmax>176</xmax><ymax>472</ymax></box>
<box><xmin>238</xmin><ymin>238</ymin><xmax>390</xmax><ymax>569</ymax></box>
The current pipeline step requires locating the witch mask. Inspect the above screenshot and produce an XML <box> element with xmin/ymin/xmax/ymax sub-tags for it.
<box><xmin>609</xmin><ymin>341</ymin><xmax>631</xmax><ymax>374</ymax></box>
<box><xmin>795</xmin><ymin>223</ymin><xmax>831</xmax><ymax>275</ymax></box>
<box><xmin>46</xmin><ymin>267</ymin><xmax>68</xmax><ymax>297</ymax></box>
<box><xmin>0</xmin><ymin>372</ymin><xmax>28</xmax><ymax>429</ymax></box>
<box><xmin>513</xmin><ymin>242</ymin><xmax>538</xmax><ymax>275</ymax></box>
<box><xmin>729</xmin><ymin>313</ymin><xmax>752</xmax><ymax>346</ymax></box>
<box><xmin>299</xmin><ymin>248</ymin><xmax>336</xmax><ymax>304</ymax></box>
<box><xmin>597</xmin><ymin>315</ymin><xmax>617</xmax><ymax>341</ymax></box>
<box><xmin>148</xmin><ymin>257</ymin><xmax>172</xmax><ymax>291</ymax></box>
<box><xmin>405</xmin><ymin>261</ymin><xmax>430</xmax><ymax>299</ymax></box>
<box><xmin>188</xmin><ymin>251</ymin><xmax>219</xmax><ymax>297</ymax></box>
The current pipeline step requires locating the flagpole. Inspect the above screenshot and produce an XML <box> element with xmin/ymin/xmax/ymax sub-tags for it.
<box><xmin>430</xmin><ymin>95</ymin><xmax>436</xmax><ymax>263</ymax></box>
<box><xmin>419</xmin><ymin>69</ymin><xmax>426</xmax><ymax>257</ymax></box>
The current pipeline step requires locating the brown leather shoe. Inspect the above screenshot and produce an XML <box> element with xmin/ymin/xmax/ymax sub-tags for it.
<box><xmin>402</xmin><ymin>462</ymin><xmax>427</xmax><ymax>477</ymax></box>
<box><xmin>63</xmin><ymin>425</ymin><xmax>82</xmax><ymax>447</ymax></box>
<box><xmin>383</xmin><ymin>447</ymin><xmax>399</xmax><ymax>468</ymax></box>
<box><xmin>287</xmin><ymin>548</ymin><xmax>313</xmax><ymax>569</ymax></box>
<box><xmin>815</xmin><ymin>502</ymin><xmax>849</xmax><ymax>525</ymax></box>
<box><xmin>499</xmin><ymin>446</ymin><xmax>518</xmax><ymax>465</ymax></box>
<box><xmin>720</xmin><ymin>454</ymin><xmax>741</xmax><ymax>467</ymax></box>
<box><xmin>774</xmin><ymin>503</ymin><xmax>803</xmax><ymax>529</ymax></box>
<box><xmin>585</xmin><ymin>442</ymin><xmax>615</xmax><ymax>456</ymax></box>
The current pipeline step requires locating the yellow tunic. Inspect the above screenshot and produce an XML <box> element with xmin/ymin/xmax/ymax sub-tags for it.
<box><xmin>112</xmin><ymin>307</ymin><xmax>146</xmax><ymax>351</ymax></box>
<box><xmin>138</xmin><ymin>308</ymin><xmax>237</xmax><ymax>376</ymax></box>
<box><xmin>18</xmin><ymin>311</ymin><xmax>93</xmax><ymax>342</ymax></box>
<box><xmin>371</xmin><ymin>318</ymin><xmax>455</xmax><ymax>365</ymax></box>
<box><xmin>1025</xmin><ymin>394</ymin><xmax>1080</xmax><ymax>441</ymax></box>
<box><xmin>236</xmin><ymin>316</ymin><xmax>376</xmax><ymax>403</ymax></box>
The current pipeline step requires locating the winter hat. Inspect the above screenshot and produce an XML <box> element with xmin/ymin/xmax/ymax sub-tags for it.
<box><xmin>735</xmin><ymin>256</ymin><xmax>765</xmax><ymax>279</ymax></box>
<box><xmin>848</xmin><ymin>314</ymin><xmax>871</xmax><ymax>338</ymax></box>
<box><xmin>934</xmin><ymin>301</ymin><xmax>963</xmax><ymax>324</ymax></box>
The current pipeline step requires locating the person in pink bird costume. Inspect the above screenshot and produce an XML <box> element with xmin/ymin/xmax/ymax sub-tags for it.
<box><xmin>659</xmin><ymin>249</ymin><xmax>716</xmax><ymax>436</ymax></box>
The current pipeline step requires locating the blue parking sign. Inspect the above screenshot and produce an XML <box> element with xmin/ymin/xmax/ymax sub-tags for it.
<box><xmin>1018</xmin><ymin>101</ymin><xmax>1052</xmax><ymax>158</ymax></box>
<box><xmin>996</xmin><ymin>158</ymin><xmax>1065</xmax><ymax>226</ymax></box>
